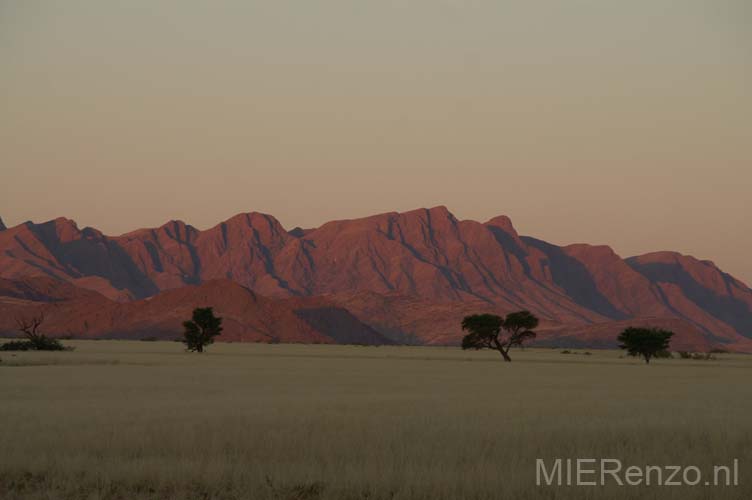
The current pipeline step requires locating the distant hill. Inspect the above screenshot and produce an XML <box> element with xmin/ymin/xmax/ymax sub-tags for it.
<box><xmin>0</xmin><ymin>207</ymin><xmax>750</xmax><ymax>351</ymax></box>
<box><xmin>0</xmin><ymin>278</ymin><xmax>391</xmax><ymax>345</ymax></box>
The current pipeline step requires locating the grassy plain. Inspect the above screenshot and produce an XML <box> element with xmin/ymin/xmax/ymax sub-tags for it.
<box><xmin>0</xmin><ymin>341</ymin><xmax>750</xmax><ymax>500</ymax></box>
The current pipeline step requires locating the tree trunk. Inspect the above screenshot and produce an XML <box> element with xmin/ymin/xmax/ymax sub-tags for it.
<box><xmin>499</xmin><ymin>349</ymin><xmax>512</xmax><ymax>362</ymax></box>
<box><xmin>197</xmin><ymin>345</ymin><xmax>203</xmax><ymax>353</ymax></box>
<box><xmin>493</xmin><ymin>339</ymin><xmax>512</xmax><ymax>362</ymax></box>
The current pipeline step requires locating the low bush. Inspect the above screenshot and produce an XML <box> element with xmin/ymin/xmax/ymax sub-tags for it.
<box><xmin>693</xmin><ymin>352</ymin><xmax>716</xmax><ymax>361</ymax></box>
<box><xmin>0</xmin><ymin>340</ymin><xmax>35</xmax><ymax>351</ymax></box>
<box><xmin>676</xmin><ymin>351</ymin><xmax>716</xmax><ymax>361</ymax></box>
<box><xmin>0</xmin><ymin>337</ymin><xmax>69</xmax><ymax>351</ymax></box>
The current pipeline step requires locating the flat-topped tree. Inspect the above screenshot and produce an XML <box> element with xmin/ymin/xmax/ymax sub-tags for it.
<box><xmin>618</xmin><ymin>327</ymin><xmax>674</xmax><ymax>364</ymax></box>
<box><xmin>182</xmin><ymin>307</ymin><xmax>223</xmax><ymax>353</ymax></box>
<box><xmin>461</xmin><ymin>310</ymin><xmax>539</xmax><ymax>362</ymax></box>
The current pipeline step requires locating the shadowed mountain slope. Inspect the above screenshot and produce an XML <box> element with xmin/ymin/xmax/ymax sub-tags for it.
<box><xmin>627</xmin><ymin>252</ymin><xmax>752</xmax><ymax>341</ymax></box>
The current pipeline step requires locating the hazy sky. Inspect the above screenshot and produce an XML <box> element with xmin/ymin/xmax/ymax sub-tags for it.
<box><xmin>1</xmin><ymin>1</ymin><xmax>750</xmax><ymax>283</ymax></box>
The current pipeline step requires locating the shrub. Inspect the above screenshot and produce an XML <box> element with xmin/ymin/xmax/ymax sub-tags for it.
<box><xmin>0</xmin><ymin>340</ymin><xmax>35</xmax><ymax>351</ymax></box>
<box><xmin>692</xmin><ymin>352</ymin><xmax>716</xmax><ymax>361</ymax></box>
<box><xmin>1</xmin><ymin>337</ymin><xmax>68</xmax><ymax>351</ymax></box>
<box><xmin>676</xmin><ymin>351</ymin><xmax>716</xmax><ymax>361</ymax></box>
<box><xmin>11</xmin><ymin>313</ymin><xmax>72</xmax><ymax>351</ymax></box>
<box><xmin>32</xmin><ymin>336</ymin><xmax>67</xmax><ymax>351</ymax></box>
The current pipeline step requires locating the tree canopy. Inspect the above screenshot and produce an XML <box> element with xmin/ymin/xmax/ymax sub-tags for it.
<box><xmin>461</xmin><ymin>310</ymin><xmax>539</xmax><ymax>362</ymax></box>
<box><xmin>183</xmin><ymin>307</ymin><xmax>223</xmax><ymax>353</ymax></box>
<box><xmin>617</xmin><ymin>327</ymin><xmax>673</xmax><ymax>364</ymax></box>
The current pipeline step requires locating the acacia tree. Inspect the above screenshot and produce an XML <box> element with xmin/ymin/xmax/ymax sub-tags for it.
<box><xmin>182</xmin><ymin>307</ymin><xmax>223</xmax><ymax>353</ymax></box>
<box><xmin>618</xmin><ymin>327</ymin><xmax>673</xmax><ymax>364</ymax></box>
<box><xmin>16</xmin><ymin>314</ymin><xmax>45</xmax><ymax>344</ymax></box>
<box><xmin>9</xmin><ymin>313</ymin><xmax>66</xmax><ymax>351</ymax></box>
<box><xmin>461</xmin><ymin>310</ymin><xmax>539</xmax><ymax>362</ymax></box>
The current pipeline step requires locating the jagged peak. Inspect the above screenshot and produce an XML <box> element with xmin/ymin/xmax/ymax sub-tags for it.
<box><xmin>484</xmin><ymin>215</ymin><xmax>518</xmax><ymax>236</ymax></box>
<box><xmin>15</xmin><ymin>216</ymin><xmax>82</xmax><ymax>231</ymax></box>
<box><xmin>392</xmin><ymin>206</ymin><xmax>459</xmax><ymax>231</ymax></box>
<box><xmin>201</xmin><ymin>212</ymin><xmax>290</xmax><ymax>250</ymax></box>
<box><xmin>118</xmin><ymin>219</ymin><xmax>196</xmax><ymax>239</ymax></box>
<box><xmin>12</xmin><ymin>217</ymin><xmax>88</xmax><ymax>244</ymax></box>
<box><xmin>565</xmin><ymin>243</ymin><xmax>618</xmax><ymax>255</ymax></box>
<box><xmin>157</xmin><ymin>219</ymin><xmax>196</xmax><ymax>241</ymax></box>
<box><xmin>403</xmin><ymin>205</ymin><xmax>454</xmax><ymax>219</ymax></box>
<box><xmin>162</xmin><ymin>219</ymin><xmax>190</xmax><ymax>229</ymax></box>
<box><xmin>427</xmin><ymin>205</ymin><xmax>452</xmax><ymax>216</ymax></box>
<box><xmin>288</xmin><ymin>227</ymin><xmax>308</xmax><ymax>238</ymax></box>
<box><xmin>49</xmin><ymin>216</ymin><xmax>79</xmax><ymax>228</ymax></box>
<box><xmin>220</xmin><ymin>211</ymin><xmax>286</xmax><ymax>231</ymax></box>
<box><xmin>310</xmin><ymin>206</ymin><xmax>457</xmax><ymax>234</ymax></box>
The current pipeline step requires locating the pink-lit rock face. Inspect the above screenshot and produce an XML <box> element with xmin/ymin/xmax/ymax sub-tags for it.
<box><xmin>0</xmin><ymin>207</ymin><xmax>750</xmax><ymax>350</ymax></box>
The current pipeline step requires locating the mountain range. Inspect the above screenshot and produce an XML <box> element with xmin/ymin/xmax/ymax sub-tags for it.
<box><xmin>1</xmin><ymin>206</ymin><xmax>750</xmax><ymax>351</ymax></box>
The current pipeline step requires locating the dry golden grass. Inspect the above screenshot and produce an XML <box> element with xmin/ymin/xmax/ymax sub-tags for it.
<box><xmin>0</xmin><ymin>341</ymin><xmax>750</xmax><ymax>499</ymax></box>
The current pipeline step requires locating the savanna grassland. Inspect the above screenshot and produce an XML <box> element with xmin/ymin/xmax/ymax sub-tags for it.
<box><xmin>0</xmin><ymin>341</ymin><xmax>750</xmax><ymax>500</ymax></box>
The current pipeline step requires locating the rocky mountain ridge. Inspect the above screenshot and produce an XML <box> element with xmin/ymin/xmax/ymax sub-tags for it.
<box><xmin>1</xmin><ymin>207</ymin><xmax>749</xmax><ymax>350</ymax></box>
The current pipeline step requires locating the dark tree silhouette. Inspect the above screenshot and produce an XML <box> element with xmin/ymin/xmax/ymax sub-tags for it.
<box><xmin>461</xmin><ymin>310</ymin><xmax>539</xmax><ymax>362</ymax></box>
<box><xmin>618</xmin><ymin>327</ymin><xmax>674</xmax><ymax>364</ymax></box>
<box><xmin>2</xmin><ymin>313</ymin><xmax>67</xmax><ymax>351</ymax></box>
<box><xmin>182</xmin><ymin>307</ymin><xmax>223</xmax><ymax>353</ymax></box>
<box><xmin>18</xmin><ymin>314</ymin><xmax>64</xmax><ymax>350</ymax></box>
<box><xmin>16</xmin><ymin>314</ymin><xmax>45</xmax><ymax>342</ymax></box>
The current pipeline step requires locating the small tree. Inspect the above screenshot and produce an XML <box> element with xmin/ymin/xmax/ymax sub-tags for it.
<box><xmin>461</xmin><ymin>310</ymin><xmax>539</xmax><ymax>362</ymax></box>
<box><xmin>618</xmin><ymin>327</ymin><xmax>673</xmax><ymax>364</ymax></box>
<box><xmin>182</xmin><ymin>307</ymin><xmax>223</xmax><ymax>353</ymax></box>
<box><xmin>4</xmin><ymin>313</ymin><xmax>67</xmax><ymax>351</ymax></box>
